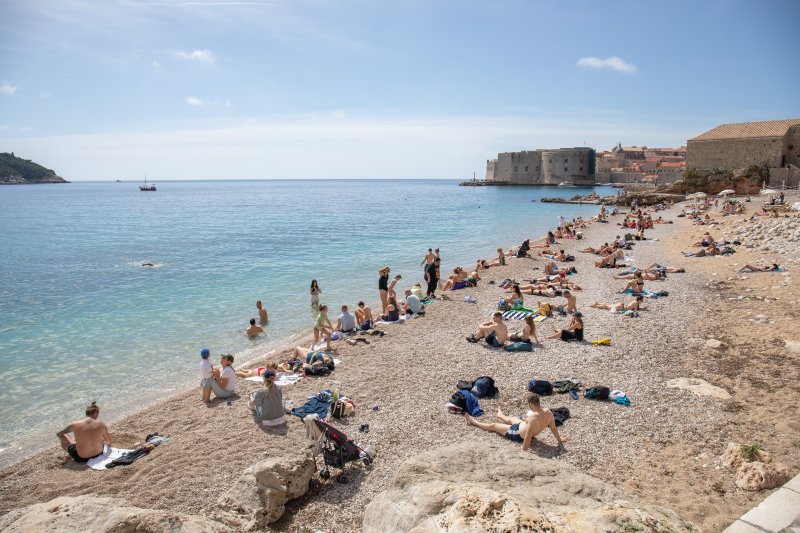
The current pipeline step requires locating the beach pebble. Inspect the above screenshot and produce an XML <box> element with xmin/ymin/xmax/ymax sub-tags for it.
<box><xmin>705</xmin><ymin>339</ymin><xmax>723</xmax><ymax>349</ymax></box>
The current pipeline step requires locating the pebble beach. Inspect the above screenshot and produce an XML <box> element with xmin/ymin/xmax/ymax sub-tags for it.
<box><xmin>0</xmin><ymin>196</ymin><xmax>798</xmax><ymax>532</ymax></box>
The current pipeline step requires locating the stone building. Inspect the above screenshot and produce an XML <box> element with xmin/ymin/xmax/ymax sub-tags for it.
<box><xmin>485</xmin><ymin>147</ymin><xmax>595</xmax><ymax>185</ymax></box>
<box><xmin>686</xmin><ymin>118</ymin><xmax>800</xmax><ymax>171</ymax></box>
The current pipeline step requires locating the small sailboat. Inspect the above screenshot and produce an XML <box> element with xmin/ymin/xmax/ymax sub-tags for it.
<box><xmin>139</xmin><ymin>176</ymin><xmax>156</xmax><ymax>191</ymax></box>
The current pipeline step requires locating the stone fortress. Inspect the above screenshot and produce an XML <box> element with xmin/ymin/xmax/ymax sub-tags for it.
<box><xmin>686</xmin><ymin>118</ymin><xmax>800</xmax><ymax>187</ymax></box>
<box><xmin>484</xmin><ymin>147</ymin><xmax>596</xmax><ymax>186</ymax></box>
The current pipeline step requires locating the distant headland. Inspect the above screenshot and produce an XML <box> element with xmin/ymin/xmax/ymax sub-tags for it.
<box><xmin>0</xmin><ymin>152</ymin><xmax>69</xmax><ymax>184</ymax></box>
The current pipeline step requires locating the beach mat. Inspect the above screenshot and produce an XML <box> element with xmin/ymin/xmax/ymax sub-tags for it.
<box><xmin>245</xmin><ymin>373</ymin><xmax>305</xmax><ymax>386</ymax></box>
<box><xmin>87</xmin><ymin>447</ymin><xmax>134</xmax><ymax>470</ymax></box>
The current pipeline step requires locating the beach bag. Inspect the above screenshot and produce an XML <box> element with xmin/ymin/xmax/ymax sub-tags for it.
<box><xmin>527</xmin><ymin>379</ymin><xmax>553</xmax><ymax>396</ymax></box>
<box><xmin>585</xmin><ymin>386</ymin><xmax>610</xmax><ymax>400</ymax></box>
<box><xmin>592</xmin><ymin>338</ymin><xmax>612</xmax><ymax>346</ymax></box>
<box><xmin>457</xmin><ymin>379</ymin><xmax>474</xmax><ymax>391</ymax></box>
<box><xmin>551</xmin><ymin>407</ymin><xmax>570</xmax><ymax>426</ymax></box>
<box><xmin>538</xmin><ymin>302</ymin><xmax>552</xmax><ymax>317</ymax></box>
<box><xmin>499</xmin><ymin>300</ymin><xmax>510</xmax><ymax>312</ymax></box>
<box><xmin>448</xmin><ymin>392</ymin><xmax>467</xmax><ymax>412</ymax></box>
<box><xmin>305</xmin><ymin>365</ymin><xmax>331</xmax><ymax>376</ymax></box>
<box><xmin>552</xmin><ymin>380</ymin><xmax>579</xmax><ymax>394</ymax></box>
<box><xmin>504</xmin><ymin>341</ymin><xmax>533</xmax><ymax>352</ymax></box>
<box><xmin>471</xmin><ymin>376</ymin><xmax>498</xmax><ymax>399</ymax></box>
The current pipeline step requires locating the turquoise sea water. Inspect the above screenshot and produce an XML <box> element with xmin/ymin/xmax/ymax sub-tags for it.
<box><xmin>0</xmin><ymin>179</ymin><xmax>605</xmax><ymax>464</ymax></box>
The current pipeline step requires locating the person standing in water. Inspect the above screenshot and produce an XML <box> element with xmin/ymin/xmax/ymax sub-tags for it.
<box><xmin>378</xmin><ymin>267</ymin><xmax>390</xmax><ymax>314</ymax></box>
<box><xmin>310</xmin><ymin>280</ymin><xmax>321</xmax><ymax>315</ymax></box>
<box><xmin>256</xmin><ymin>300</ymin><xmax>268</xmax><ymax>324</ymax></box>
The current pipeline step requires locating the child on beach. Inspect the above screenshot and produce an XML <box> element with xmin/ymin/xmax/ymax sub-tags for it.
<box><xmin>199</xmin><ymin>348</ymin><xmax>213</xmax><ymax>402</ymax></box>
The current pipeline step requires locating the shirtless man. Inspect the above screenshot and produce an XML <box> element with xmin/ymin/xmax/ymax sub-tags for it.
<box><xmin>465</xmin><ymin>393</ymin><xmax>566</xmax><ymax>451</ymax></box>
<box><xmin>420</xmin><ymin>248</ymin><xmax>435</xmax><ymax>269</ymax></box>
<box><xmin>562</xmin><ymin>289</ymin><xmax>577</xmax><ymax>313</ymax></box>
<box><xmin>356</xmin><ymin>301</ymin><xmax>373</xmax><ymax>326</ymax></box>
<box><xmin>246</xmin><ymin>318</ymin><xmax>264</xmax><ymax>337</ymax></box>
<box><xmin>57</xmin><ymin>401</ymin><xmax>111</xmax><ymax>463</ymax></box>
<box><xmin>466</xmin><ymin>311</ymin><xmax>508</xmax><ymax>347</ymax></box>
<box><xmin>256</xmin><ymin>300</ymin><xmax>268</xmax><ymax>324</ymax></box>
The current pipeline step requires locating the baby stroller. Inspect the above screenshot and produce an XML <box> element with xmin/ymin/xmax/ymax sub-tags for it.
<box><xmin>313</xmin><ymin>418</ymin><xmax>373</xmax><ymax>483</ymax></box>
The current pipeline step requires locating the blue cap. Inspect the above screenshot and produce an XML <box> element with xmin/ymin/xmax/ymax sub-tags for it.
<box><xmin>262</xmin><ymin>369</ymin><xmax>276</xmax><ymax>379</ymax></box>
<box><xmin>200</xmin><ymin>348</ymin><xmax>210</xmax><ymax>358</ymax></box>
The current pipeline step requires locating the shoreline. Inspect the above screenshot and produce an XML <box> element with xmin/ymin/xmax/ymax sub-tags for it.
<box><xmin>1</xmin><ymin>196</ymin><xmax>798</xmax><ymax>532</ymax></box>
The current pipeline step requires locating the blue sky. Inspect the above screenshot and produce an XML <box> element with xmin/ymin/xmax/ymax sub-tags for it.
<box><xmin>1</xmin><ymin>0</ymin><xmax>798</xmax><ymax>180</ymax></box>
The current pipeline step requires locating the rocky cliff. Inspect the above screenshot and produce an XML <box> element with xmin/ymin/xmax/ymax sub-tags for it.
<box><xmin>0</xmin><ymin>152</ymin><xmax>68</xmax><ymax>184</ymax></box>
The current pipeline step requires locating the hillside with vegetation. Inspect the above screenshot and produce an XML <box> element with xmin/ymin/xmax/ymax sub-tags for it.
<box><xmin>0</xmin><ymin>152</ymin><xmax>68</xmax><ymax>184</ymax></box>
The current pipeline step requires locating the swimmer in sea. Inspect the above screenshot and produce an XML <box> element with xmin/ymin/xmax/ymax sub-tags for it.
<box><xmin>141</xmin><ymin>262</ymin><xmax>155</xmax><ymax>267</ymax></box>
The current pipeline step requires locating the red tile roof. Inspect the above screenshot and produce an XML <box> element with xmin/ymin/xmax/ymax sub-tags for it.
<box><xmin>690</xmin><ymin>119</ymin><xmax>800</xmax><ymax>141</ymax></box>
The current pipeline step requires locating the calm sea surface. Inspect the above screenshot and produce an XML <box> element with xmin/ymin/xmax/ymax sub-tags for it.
<box><xmin>0</xmin><ymin>179</ymin><xmax>608</xmax><ymax>464</ymax></box>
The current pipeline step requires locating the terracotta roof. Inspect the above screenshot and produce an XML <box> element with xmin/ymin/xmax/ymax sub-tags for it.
<box><xmin>658</xmin><ymin>162</ymin><xmax>685</xmax><ymax>168</ymax></box>
<box><xmin>690</xmin><ymin>118</ymin><xmax>800</xmax><ymax>141</ymax></box>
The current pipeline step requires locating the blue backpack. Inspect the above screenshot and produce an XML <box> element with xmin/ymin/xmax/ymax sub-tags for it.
<box><xmin>471</xmin><ymin>376</ymin><xmax>498</xmax><ymax>398</ymax></box>
<box><xmin>527</xmin><ymin>379</ymin><xmax>553</xmax><ymax>395</ymax></box>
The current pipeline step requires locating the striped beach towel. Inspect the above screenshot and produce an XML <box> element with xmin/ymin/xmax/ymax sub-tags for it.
<box><xmin>502</xmin><ymin>309</ymin><xmax>541</xmax><ymax>320</ymax></box>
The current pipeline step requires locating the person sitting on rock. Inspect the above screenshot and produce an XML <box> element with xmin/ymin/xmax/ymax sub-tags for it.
<box><xmin>464</xmin><ymin>393</ymin><xmax>567</xmax><ymax>451</ymax></box>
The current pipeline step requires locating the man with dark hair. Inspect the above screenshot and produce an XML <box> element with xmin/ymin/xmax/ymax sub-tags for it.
<box><xmin>466</xmin><ymin>311</ymin><xmax>508</xmax><ymax>347</ymax></box>
<box><xmin>464</xmin><ymin>393</ymin><xmax>567</xmax><ymax>451</ymax></box>
<box><xmin>246</xmin><ymin>318</ymin><xmax>264</xmax><ymax>337</ymax></box>
<box><xmin>57</xmin><ymin>401</ymin><xmax>112</xmax><ymax>463</ymax></box>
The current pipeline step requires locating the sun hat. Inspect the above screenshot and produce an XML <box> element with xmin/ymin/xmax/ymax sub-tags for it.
<box><xmin>200</xmin><ymin>348</ymin><xmax>210</xmax><ymax>358</ymax></box>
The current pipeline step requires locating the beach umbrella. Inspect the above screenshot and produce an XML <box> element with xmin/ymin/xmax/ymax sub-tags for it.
<box><xmin>717</xmin><ymin>189</ymin><xmax>735</xmax><ymax>196</ymax></box>
<box><xmin>760</xmin><ymin>189</ymin><xmax>778</xmax><ymax>195</ymax></box>
<box><xmin>686</xmin><ymin>192</ymin><xmax>707</xmax><ymax>200</ymax></box>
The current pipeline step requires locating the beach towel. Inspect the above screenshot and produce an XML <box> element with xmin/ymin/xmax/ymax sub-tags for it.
<box><xmin>87</xmin><ymin>447</ymin><xmax>134</xmax><ymax>470</ymax></box>
<box><xmin>592</xmin><ymin>338</ymin><xmax>612</xmax><ymax>346</ymax></box>
<box><xmin>618</xmin><ymin>288</ymin><xmax>668</xmax><ymax>298</ymax></box>
<box><xmin>245</xmin><ymin>373</ymin><xmax>305</xmax><ymax>386</ymax></box>
<box><xmin>291</xmin><ymin>391</ymin><xmax>333</xmax><ymax>419</ymax></box>
<box><xmin>420</xmin><ymin>298</ymin><xmax>436</xmax><ymax>305</ymax></box>
<box><xmin>738</xmin><ymin>268</ymin><xmax>785</xmax><ymax>273</ymax></box>
<box><xmin>501</xmin><ymin>309</ymin><xmax>538</xmax><ymax>320</ymax></box>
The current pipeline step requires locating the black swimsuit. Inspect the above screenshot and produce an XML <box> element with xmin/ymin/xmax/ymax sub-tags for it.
<box><xmin>379</xmin><ymin>275</ymin><xmax>388</xmax><ymax>291</ymax></box>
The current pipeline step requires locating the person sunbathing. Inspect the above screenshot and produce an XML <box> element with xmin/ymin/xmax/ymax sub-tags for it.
<box><xmin>508</xmin><ymin>314</ymin><xmax>538</xmax><ymax>345</ymax></box>
<box><xmin>508</xmin><ymin>284</ymin><xmax>525</xmax><ymax>308</ymax></box>
<box><xmin>466</xmin><ymin>311</ymin><xmax>508</xmax><ymax>347</ymax></box>
<box><xmin>543</xmin><ymin>261</ymin><xmax>560</xmax><ymax>275</ymax></box>
<box><xmin>685</xmin><ymin>242</ymin><xmax>719</xmax><ymax>257</ymax></box>
<box><xmin>620</xmin><ymin>272</ymin><xmax>645</xmax><ymax>293</ymax></box>
<box><xmin>546</xmin><ymin>312</ymin><xmax>584</xmax><ymax>342</ymax></box>
<box><xmin>614</xmin><ymin>270</ymin><xmax>664</xmax><ymax>281</ymax></box>
<box><xmin>282</xmin><ymin>345</ymin><xmax>335</xmax><ymax>373</ymax></box>
<box><xmin>488</xmin><ymin>248</ymin><xmax>507</xmax><ymax>267</ymax></box>
<box><xmin>739</xmin><ymin>263</ymin><xmax>782</xmax><ymax>272</ymax></box>
<box><xmin>595</xmin><ymin>249</ymin><xmax>624</xmax><ymax>268</ymax></box>
<box><xmin>236</xmin><ymin>360</ymin><xmax>283</xmax><ymax>378</ymax></box>
<box><xmin>248</xmin><ymin>369</ymin><xmax>287</xmax><ymax>426</ymax></box>
<box><xmin>590</xmin><ymin>296</ymin><xmax>645</xmax><ymax>312</ymax></box>
<box><xmin>644</xmin><ymin>263</ymin><xmax>685</xmax><ymax>273</ymax></box>
<box><xmin>562</xmin><ymin>290</ymin><xmax>577</xmax><ymax>313</ymax></box>
<box><xmin>464</xmin><ymin>394</ymin><xmax>566</xmax><ymax>451</ymax></box>
<box><xmin>692</xmin><ymin>232</ymin><xmax>715</xmax><ymax>247</ymax></box>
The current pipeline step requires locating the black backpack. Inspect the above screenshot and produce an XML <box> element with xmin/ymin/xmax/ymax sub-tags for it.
<box><xmin>448</xmin><ymin>391</ymin><xmax>467</xmax><ymax>412</ymax></box>
<box><xmin>457</xmin><ymin>380</ymin><xmax>474</xmax><ymax>391</ymax></box>
<box><xmin>585</xmin><ymin>386</ymin><xmax>610</xmax><ymax>400</ymax></box>
<box><xmin>527</xmin><ymin>380</ymin><xmax>553</xmax><ymax>395</ymax></box>
<box><xmin>551</xmin><ymin>406</ymin><xmax>570</xmax><ymax>426</ymax></box>
<box><xmin>305</xmin><ymin>365</ymin><xmax>331</xmax><ymax>376</ymax></box>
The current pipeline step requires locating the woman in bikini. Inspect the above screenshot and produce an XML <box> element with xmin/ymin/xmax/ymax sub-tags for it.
<box><xmin>312</xmin><ymin>305</ymin><xmax>334</xmax><ymax>351</ymax></box>
<box><xmin>547</xmin><ymin>312</ymin><xmax>584</xmax><ymax>342</ymax></box>
<box><xmin>378</xmin><ymin>267</ymin><xmax>390</xmax><ymax>313</ymax></box>
<box><xmin>621</xmin><ymin>271</ymin><xmax>645</xmax><ymax>293</ymax></box>
<box><xmin>590</xmin><ymin>296</ymin><xmax>645</xmax><ymax>312</ymax></box>
<box><xmin>310</xmin><ymin>280</ymin><xmax>321</xmax><ymax>315</ymax></box>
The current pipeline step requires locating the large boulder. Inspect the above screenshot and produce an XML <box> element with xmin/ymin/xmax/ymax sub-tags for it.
<box><xmin>720</xmin><ymin>442</ymin><xmax>791</xmax><ymax>491</ymax></box>
<box><xmin>0</xmin><ymin>495</ymin><xmax>230</xmax><ymax>532</ymax></box>
<box><xmin>363</xmin><ymin>442</ymin><xmax>695</xmax><ymax>532</ymax></box>
<box><xmin>218</xmin><ymin>455</ymin><xmax>315</xmax><ymax>529</ymax></box>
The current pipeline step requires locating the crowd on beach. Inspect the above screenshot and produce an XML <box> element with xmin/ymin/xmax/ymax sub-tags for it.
<box><xmin>56</xmin><ymin>193</ymin><xmax>788</xmax><ymax>472</ymax></box>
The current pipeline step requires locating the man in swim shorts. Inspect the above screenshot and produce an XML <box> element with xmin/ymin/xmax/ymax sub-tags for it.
<box><xmin>256</xmin><ymin>300</ymin><xmax>269</xmax><ymax>324</ymax></box>
<box><xmin>57</xmin><ymin>401</ymin><xmax>111</xmax><ymax>463</ymax></box>
<box><xmin>466</xmin><ymin>311</ymin><xmax>508</xmax><ymax>347</ymax></box>
<box><xmin>465</xmin><ymin>393</ymin><xmax>566</xmax><ymax>451</ymax></box>
<box><xmin>246</xmin><ymin>318</ymin><xmax>264</xmax><ymax>337</ymax></box>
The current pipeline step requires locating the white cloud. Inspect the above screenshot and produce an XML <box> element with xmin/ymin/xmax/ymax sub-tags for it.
<box><xmin>175</xmin><ymin>49</ymin><xmax>215</xmax><ymax>63</ymax></box>
<box><xmin>1</xmin><ymin>81</ymin><xmax>19</xmax><ymax>95</ymax></box>
<box><xmin>186</xmin><ymin>96</ymin><xmax>205</xmax><ymax>106</ymax></box>
<box><xmin>186</xmin><ymin>96</ymin><xmax>232</xmax><ymax>107</ymax></box>
<box><xmin>152</xmin><ymin>60</ymin><xmax>162</xmax><ymax>69</ymax></box>
<box><xmin>577</xmin><ymin>56</ymin><xmax>637</xmax><ymax>74</ymax></box>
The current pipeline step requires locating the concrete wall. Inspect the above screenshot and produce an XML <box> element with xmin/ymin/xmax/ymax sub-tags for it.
<box><xmin>492</xmin><ymin>151</ymin><xmax>543</xmax><ymax>184</ymax></box>
<box><xmin>687</xmin><ymin>137</ymin><xmax>785</xmax><ymax>170</ymax></box>
<box><xmin>769</xmin><ymin>166</ymin><xmax>800</xmax><ymax>188</ymax></box>
<box><xmin>783</xmin><ymin>126</ymin><xmax>800</xmax><ymax>168</ymax></box>
<box><xmin>487</xmin><ymin>147</ymin><xmax>595</xmax><ymax>185</ymax></box>
<box><xmin>596</xmin><ymin>171</ymin><xmax>646</xmax><ymax>183</ymax></box>
<box><xmin>485</xmin><ymin>159</ymin><xmax>497</xmax><ymax>181</ymax></box>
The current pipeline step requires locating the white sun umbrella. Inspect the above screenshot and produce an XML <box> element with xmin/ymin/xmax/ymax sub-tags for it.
<box><xmin>760</xmin><ymin>188</ymin><xmax>778</xmax><ymax>195</ymax></box>
<box><xmin>686</xmin><ymin>192</ymin><xmax>707</xmax><ymax>200</ymax></box>
<box><xmin>717</xmin><ymin>189</ymin><xmax>735</xmax><ymax>196</ymax></box>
